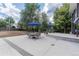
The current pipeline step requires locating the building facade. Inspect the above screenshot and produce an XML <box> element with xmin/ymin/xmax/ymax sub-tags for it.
<box><xmin>70</xmin><ymin>3</ymin><xmax>79</xmax><ymax>34</ymax></box>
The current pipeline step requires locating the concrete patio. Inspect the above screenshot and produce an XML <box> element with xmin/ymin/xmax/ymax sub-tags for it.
<box><xmin>0</xmin><ymin>33</ymin><xmax>79</xmax><ymax>56</ymax></box>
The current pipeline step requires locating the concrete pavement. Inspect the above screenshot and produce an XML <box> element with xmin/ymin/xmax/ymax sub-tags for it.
<box><xmin>0</xmin><ymin>38</ymin><xmax>21</xmax><ymax>56</ymax></box>
<box><xmin>48</xmin><ymin>33</ymin><xmax>79</xmax><ymax>43</ymax></box>
<box><xmin>3</xmin><ymin>33</ymin><xmax>79</xmax><ymax>56</ymax></box>
<box><xmin>48</xmin><ymin>33</ymin><xmax>79</xmax><ymax>39</ymax></box>
<box><xmin>4</xmin><ymin>39</ymin><xmax>33</xmax><ymax>56</ymax></box>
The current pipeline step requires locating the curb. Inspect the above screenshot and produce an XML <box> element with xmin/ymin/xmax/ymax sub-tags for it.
<box><xmin>48</xmin><ymin>34</ymin><xmax>79</xmax><ymax>43</ymax></box>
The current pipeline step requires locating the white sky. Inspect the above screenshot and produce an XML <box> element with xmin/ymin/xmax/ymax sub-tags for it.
<box><xmin>42</xmin><ymin>3</ymin><xmax>62</xmax><ymax>23</ymax></box>
<box><xmin>0</xmin><ymin>3</ymin><xmax>62</xmax><ymax>23</ymax></box>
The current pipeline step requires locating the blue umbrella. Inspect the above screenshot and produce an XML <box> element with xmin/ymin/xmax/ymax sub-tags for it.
<box><xmin>27</xmin><ymin>22</ymin><xmax>41</xmax><ymax>26</ymax></box>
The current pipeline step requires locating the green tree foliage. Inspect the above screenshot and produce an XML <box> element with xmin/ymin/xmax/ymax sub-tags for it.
<box><xmin>53</xmin><ymin>4</ymin><xmax>71</xmax><ymax>33</ymax></box>
<box><xmin>41</xmin><ymin>12</ymin><xmax>48</xmax><ymax>32</ymax></box>
<box><xmin>0</xmin><ymin>19</ymin><xmax>7</xmax><ymax>27</ymax></box>
<box><xmin>4</xmin><ymin>17</ymin><xmax>15</xmax><ymax>30</ymax></box>
<box><xmin>5</xmin><ymin>17</ymin><xmax>15</xmax><ymax>26</ymax></box>
<box><xmin>0</xmin><ymin>17</ymin><xmax>15</xmax><ymax>29</ymax></box>
<box><xmin>18</xmin><ymin>3</ymin><xmax>40</xmax><ymax>31</ymax></box>
<box><xmin>18</xmin><ymin>21</ymin><xmax>26</xmax><ymax>30</ymax></box>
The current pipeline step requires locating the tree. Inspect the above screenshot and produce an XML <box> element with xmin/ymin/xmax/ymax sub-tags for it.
<box><xmin>18</xmin><ymin>21</ymin><xmax>25</xmax><ymax>30</ymax></box>
<box><xmin>5</xmin><ymin>17</ymin><xmax>15</xmax><ymax>30</ymax></box>
<box><xmin>18</xmin><ymin>3</ymin><xmax>41</xmax><ymax>31</ymax></box>
<box><xmin>0</xmin><ymin>19</ymin><xmax>7</xmax><ymax>28</ymax></box>
<box><xmin>41</xmin><ymin>12</ymin><xmax>48</xmax><ymax>32</ymax></box>
<box><xmin>53</xmin><ymin>4</ymin><xmax>71</xmax><ymax>33</ymax></box>
<box><xmin>5</xmin><ymin>17</ymin><xmax>15</xmax><ymax>25</ymax></box>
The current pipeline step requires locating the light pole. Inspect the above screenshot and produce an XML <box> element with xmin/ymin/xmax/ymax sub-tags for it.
<box><xmin>70</xmin><ymin>18</ymin><xmax>73</xmax><ymax>34</ymax></box>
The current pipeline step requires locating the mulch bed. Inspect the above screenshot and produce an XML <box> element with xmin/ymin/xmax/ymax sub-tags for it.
<box><xmin>0</xmin><ymin>31</ymin><xmax>27</xmax><ymax>37</ymax></box>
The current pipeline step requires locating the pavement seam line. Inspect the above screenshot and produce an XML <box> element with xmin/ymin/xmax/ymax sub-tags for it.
<box><xmin>3</xmin><ymin>39</ymin><xmax>33</xmax><ymax>56</ymax></box>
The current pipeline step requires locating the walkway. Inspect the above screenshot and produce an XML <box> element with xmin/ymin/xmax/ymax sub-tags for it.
<box><xmin>1</xmin><ymin>34</ymin><xmax>79</xmax><ymax>56</ymax></box>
